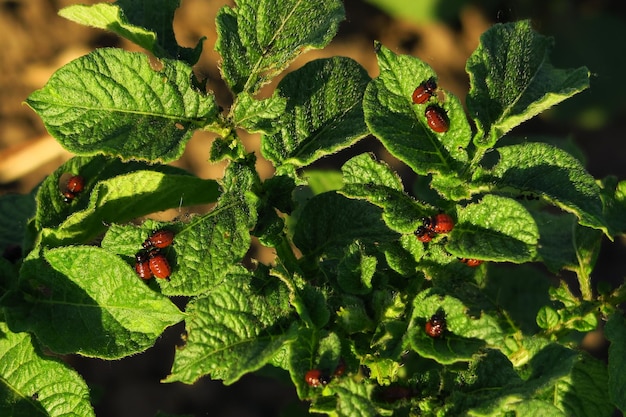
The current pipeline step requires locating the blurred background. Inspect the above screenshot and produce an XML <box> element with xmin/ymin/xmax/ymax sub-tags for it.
<box><xmin>1</xmin><ymin>0</ymin><xmax>625</xmax><ymax>416</ymax></box>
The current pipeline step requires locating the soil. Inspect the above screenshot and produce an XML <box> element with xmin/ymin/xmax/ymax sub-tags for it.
<box><xmin>1</xmin><ymin>1</ymin><xmax>625</xmax><ymax>416</ymax></box>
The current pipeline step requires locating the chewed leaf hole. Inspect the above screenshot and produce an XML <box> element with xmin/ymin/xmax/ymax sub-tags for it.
<box><xmin>149</xmin><ymin>55</ymin><xmax>164</xmax><ymax>71</ymax></box>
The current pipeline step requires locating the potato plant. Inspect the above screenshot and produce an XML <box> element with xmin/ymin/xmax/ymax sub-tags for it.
<box><xmin>1</xmin><ymin>0</ymin><xmax>625</xmax><ymax>416</ymax></box>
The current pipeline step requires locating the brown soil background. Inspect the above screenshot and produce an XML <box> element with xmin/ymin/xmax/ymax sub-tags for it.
<box><xmin>1</xmin><ymin>1</ymin><xmax>625</xmax><ymax>416</ymax></box>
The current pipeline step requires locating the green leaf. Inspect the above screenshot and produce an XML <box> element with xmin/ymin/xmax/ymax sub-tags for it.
<box><xmin>363</xmin><ymin>44</ymin><xmax>471</xmax><ymax>176</ymax></box>
<box><xmin>292</xmin><ymin>192</ymin><xmax>399</xmax><ymax>257</ymax></box>
<box><xmin>527</xmin><ymin>345</ymin><xmax>612</xmax><ymax>417</ymax></box>
<box><xmin>0</xmin><ymin>192</ymin><xmax>35</xmax><ymax>255</ymax></box>
<box><xmin>3</xmin><ymin>246</ymin><xmax>184</xmax><ymax>358</ymax></box>
<box><xmin>269</xmin><ymin>267</ymin><xmax>328</xmax><ymax>329</ymax></box>
<box><xmin>381</xmin><ymin>235</ymin><xmax>423</xmax><ymax>277</ymax></box>
<box><xmin>332</xmin><ymin>379</ymin><xmax>378</xmax><ymax>417</ymax></box>
<box><xmin>446</xmin><ymin>194</ymin><xmax>539</xmax><ymax>263</ymax></box>
<box><xmin>536</xmin><ymin>306</ymin><xmax>560</xmax><ymax>330</ymax></box>
<box><xmin>101</xmin><ymin>155</ymin><xmax>258</xmax><ymax>296</ymax></box>
<box><xmin>408</xmin><ymin>291</ymin><xmax>505</xmax><ymax>364</ymax></box>
<box><xmin>337</xmin><ymin>241</ymin><xmax>377</xmax><ymax>295</ymax></box>
<box><xmin>466</xmin><ymin>20</ymin><xmax>590</xmax><ymax>147</ymax></box>
<box><xmin>300</xmin><ymin>284</ymin><xmax>331</xmax><ymax>329</ymax></box>
<box><xmin>549</xmin><ymin>282</ymin><xmax>579</xmax><ymax>308</ymax></box>
<box><xmin>481</xmin><ymin>264</ymin><xmax>552</xmax><ymax>335</ymax></box>
<box><xmin>254</xmin><ymin>207</ymin><xmax>285</xmax><ymax>247</ymax></box>
<box><xmin>473</xmin><ymin>142</ymin><xmax>609</xmax><ymax>235</ymax></box>
<box><xmin>99</xmin><ymin>219</ymin><xmax>166</xmax><ymax>255</ymax></box>
<box><xmin>499</xmin><ymin>401</ymin><xmax>566</xmax><ymax>417</ymax></box>
<box><xmin>261</xmin><ymin>57</ymin><xmax>371</xmax><ymax>167</ymax></box>
<box><xmin>260</xmin><ymin>174</ymin><xmax>296</xmax><ymax>214</ymax></box>
<box><xmin>309</xmin><ymin>396</ymin><xmax>337</xmax><ymax>415</ymax></box>
<box><xmin>340</xmin><ymin>153</ymin><xmax>433</xmax><ymax>233</ymax></box>
<box><xmin>370</xmin><ymin>319</ymin><xmax>409</xmax><ymax>362</ymax></box>
<box><xmin>336</xmin><ymin>300</ymin><xmax>375</xmax><ymax>334</ymax></box>
<box><xmin>301</xmin><ymin>170</ymin><xmax>344</xmax><ymax>195</ymax></box>
<box><xmin>551</xmin><ymin>302</ymin><xmax>597</xmax><ymax>333</ymax></box>
<box><xmin>599</xmin><ymin>176</ymin><xmax>626</xmax><ymax>236</ymax></box>
<box><xmin>26</xmin><ymin>48</ymin><xmax>219</xmax><ymax>162</ymax></box>
<box><xmin>215</xmin><ymin>0</ymin><xmax>344</xmax><ymax>94</ymax></box>
<box><xmin>467</xmin><ymin>396</ymin><xmax>566</xmax><ymax>417</ymax></box>
<box><xmin>59</xmin><ymin>0</ymin><xmax>204</xmax><ymax>65</ymax></box>
<box><xmin>372</xmin><ymin>290</ymin><xmax>407</xmax><ymax>323</ymax></box>
<box><xmin>160</xmin><ymin>194</ymin><xmax>256</xmax><ymax>295</ymax></box>
<box><xmin>286</xmin><ymin>326</ymin><xmax>315</xmax><ymax>397</ymax></box>
<box><xmin>209</xmin><ymin>133</ymin><xmax>247</xmax><ymax>163</ymax></box>
<box><xmin>462</xmin><ymin>345</ymin><xmax>611</xmax><ymax>417</ymax></box>
<box><xmin>416</xmin><ymin>243</ymin><xmax>475</xmax><ymax>287</ymax></box>
<box><xmin>102</xmin><ymin>192</ymin><xmax>255</xmax><ymax>296</ymax></box>
<box><xmin>605</xmin><ymin>313</ymin><xmax>626</xmax><ymax>413</ymax></box>
<box><xmin>38</xmin><ymin>166</ymin><xmax>220</xmax><ymax>247</ymax></box>
<box><xmin>0</xmin><ymin>322</ymin><xmax>94</xmax><ymax>417</ymax></box>
<box><xmin>451</xmin><ymin>350</ymin><xmax>526</xmax><ymax>416</ymax></box>
<box><xmin>571</xmin><ymin>311</ymin><xmax>598</xmax><ymax>332</ymax></box>
<box><xmin>231</xmin><ymin>92</ymin><xmax>287</xmax><ymax>134</ymax></box>
<box><xmin>287</xmin><ymin>327</ymin><xmax>341</xmax><ymax>399</ymax></box>
<box><xmin>341</xmin><ymin>153</ymin><xmax>403</xmax><ymax>191</ymax></box>
<box><xmin>34</xmin><ymin>156</ymin><xmax>195</xmax><ymax>230</ymax></box>
<box><xmin>569</xmin><ymin>225</ymin><xmax>603</xmax><ymax>300</ymax></box>
<box><xmin>165</xmin><ymin>267</ymin><xmax>295</xmax><ymax>385</ymax></box>
<box><xmin>532</xmin><ymin>211</ymin><xmax>601</xmax><ymax>275</ymax></box>
<box><xmin>430</xmin><ymin>174</ymin><xmax>472</xmax><ymax>201</ymax></box>
<box><xmin>343</xmin><ymin>183</ymin><xmax>428</xmax><ymax>234</ymax></box>
<box><xmin>221</xmin><ymin>152</ymin><xmax>261</xmax><ymax>193</ymax></box>
<box><xmin>317</xmin><ymin>332</ymin><xmax>343</xmax><ymax>368</ymax></box>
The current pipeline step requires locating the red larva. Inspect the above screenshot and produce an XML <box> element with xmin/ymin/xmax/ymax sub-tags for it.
<box><xmin>414</xmin><ymin>226</ymin><xmax>436</xmax><ymax>243</ymax></box>
<box><xmin>460</xmin><ymin>258</ymin><xmax>483</xmax><ymax>267</ymax></box>
<box><xmin>422</xmin><ymin>213</ymin><xmax>454</xmax><ymax>234</ymax></box>
<box><xmin>305</xmin><ymin>369</ymin><xmax>330</xmax><ymax>387</ymax></box>
<box><xmin>333</xmin><ymin>359</ymin><xmax>346</xmax><ymax>378</ymax></box>
<box><xmin>135</xmin><ymin>262</ymin><xmax>153</xmax><ymax>280</ymax></box>
<box><xmin>149</xmin><ymin>250</ymin><xmax>171</xmax><ymax>280</ymax></box>
<box><xmin>62</xmin><ymin>191</ymin><xmax>76</xmax><ymax>203</ymax></box>
<box><xmin>432</xmin><ymin>213</ymin><xmax>455</xmax><ymax>234</ymax></box>
<box><xmin>134</xmin><ymin>250</ymin><xmax>153</xmax><ymax>280</ymax></box>
<box><xmin>411</xmin><ymin>78</ymin><xmax>437</xmax><ymax>104</ymax></box>
<box><xmin>143</xmin><ymin>229</ymin><xmax>175</xmax><ymax>249</ymax></box>
<box><xmin>425</xmin><ymin>313</ymin><xmax>446</xmax><ymax>338</ymax></box>
<box><xmin>305</xmin><ymin>369</ymin><xmax>321</xmax><ymax>387</ymax></box>
<box><xmin>425</xmin><ymin>105</ymin><xmax>449</xmax><ymax>133</ymax></box>
<box><xmin>67</xmin><ymin>175</ymin><xmax>85</xmax><ymax>193</ymax></box>
<box><xmin>62</xmin><ymin>175</ymin><xmax>85</xmax><ymax>203</ymax></box>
